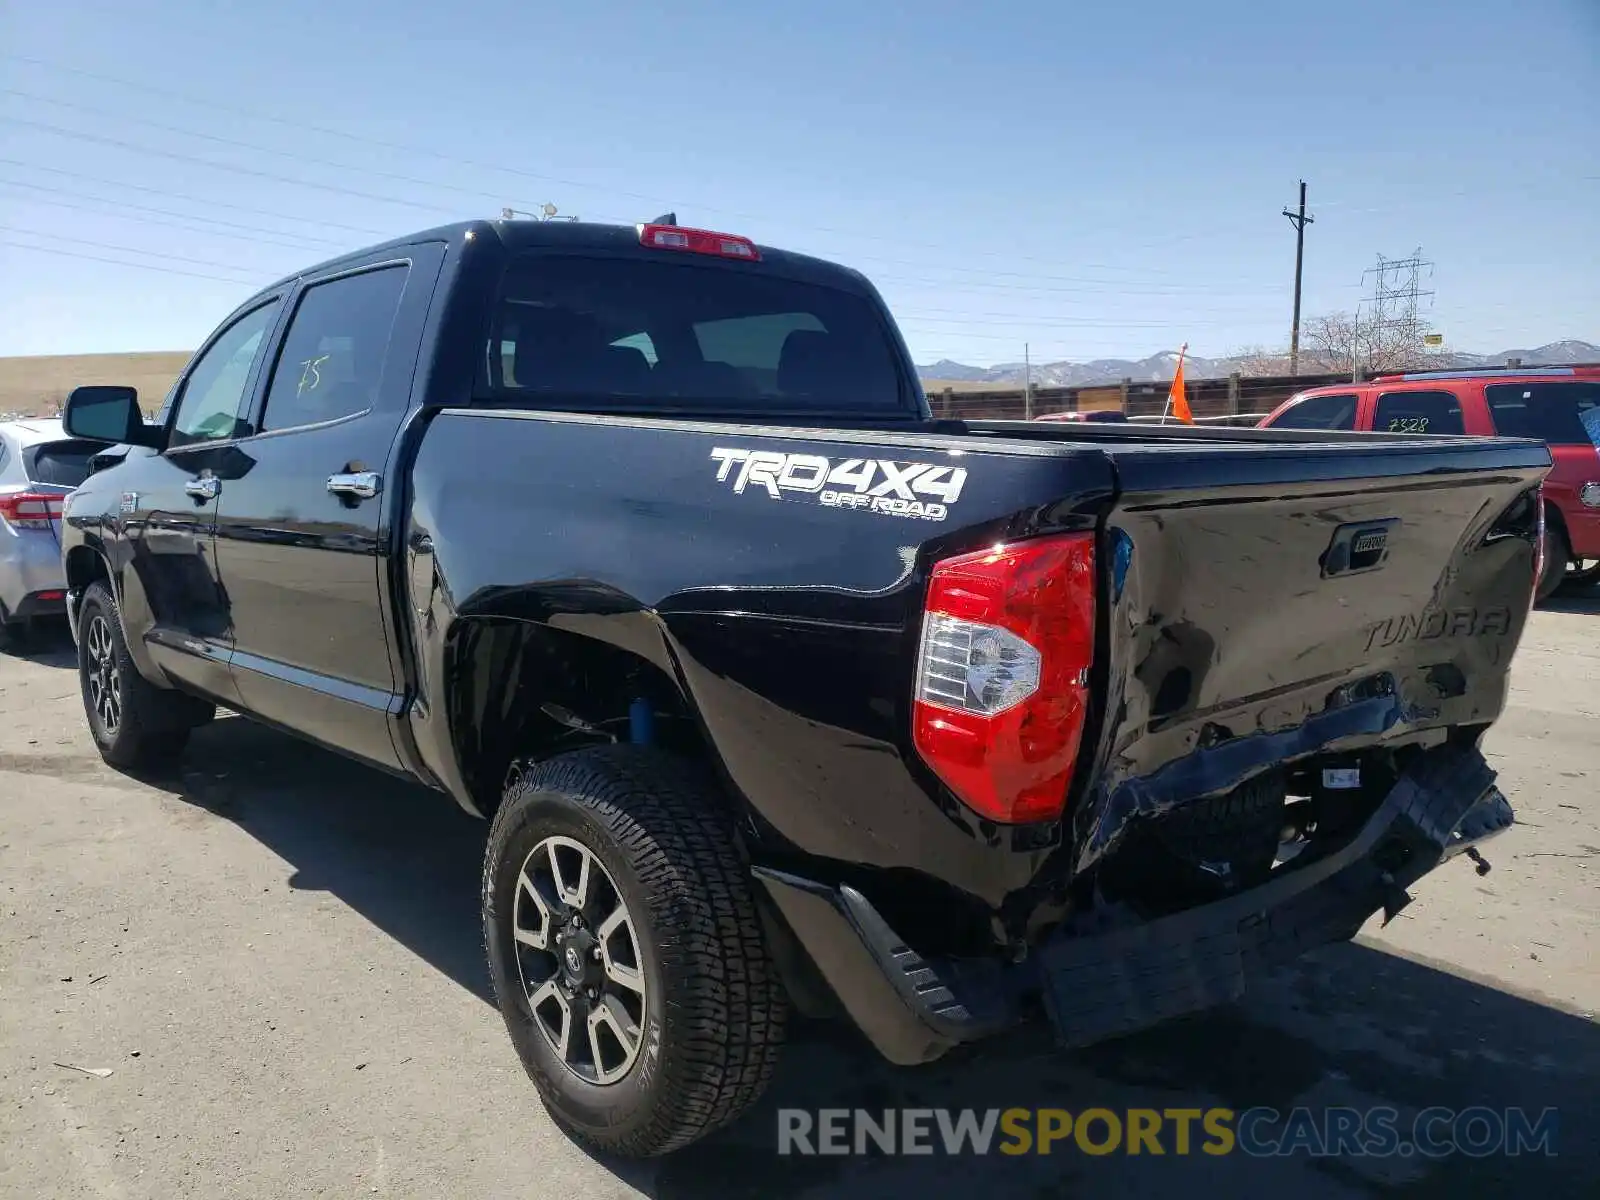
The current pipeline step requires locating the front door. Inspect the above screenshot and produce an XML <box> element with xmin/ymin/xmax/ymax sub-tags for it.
<box><xmin>212</xmin><ymin>248</ymin><xmax>440</xmax><ymax>770</ymax></box>
<box><xmin>117</xmin><ymin>297</ymin><xmax>283</xmax><ymax>704</ymax></box>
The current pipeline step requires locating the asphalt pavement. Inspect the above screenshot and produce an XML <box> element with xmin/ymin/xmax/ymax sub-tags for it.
<box><xmin>1</xmin><ymin>594</ymin><xmax>1596</xmax><ymax>1199</ymax></box>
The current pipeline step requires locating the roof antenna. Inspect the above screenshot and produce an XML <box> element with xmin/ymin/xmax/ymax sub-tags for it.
<box><xmin>650</xmin><ymin>212</ymin><xmax>678</xmax><ymax>226</ymax></box>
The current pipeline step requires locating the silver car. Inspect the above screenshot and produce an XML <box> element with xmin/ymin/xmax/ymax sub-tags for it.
<box><xmin>0</xmin><ymin>419</ymin><xmax>105</xmax><ymax>646</ymax></box>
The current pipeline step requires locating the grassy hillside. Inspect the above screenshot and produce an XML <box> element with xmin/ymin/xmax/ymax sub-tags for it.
<box><xmin>0</xmin><ymin>351</ymin><xmax>192</xmax><ymax>419</ymax></box>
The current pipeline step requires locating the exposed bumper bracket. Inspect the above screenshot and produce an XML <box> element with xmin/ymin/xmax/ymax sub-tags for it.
<box><xmin>755</xmin><ymin>745</ymin><xmax>1508</xmax><ymax>1064</ymax></box>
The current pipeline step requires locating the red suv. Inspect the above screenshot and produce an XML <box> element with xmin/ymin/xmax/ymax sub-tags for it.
<box><xmin>1259</xmin><ymin>367</ymin><xmax>1600</xmax><ymax>601</ymax></box>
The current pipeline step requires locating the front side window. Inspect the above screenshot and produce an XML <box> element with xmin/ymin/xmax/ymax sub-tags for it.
<box><xmin>260</xmin><ymin>266</ymin><xmax>410</xmax><ymax>432</ymax></box>
<box><xmin>170</xmin><ymin>301</ymin><xmax>281</xmax><ymax>449</ymax></box>
<box><xmin>1271</xmin><ymin>393</ymin><xmax>1358</xmax><ymax>430</ymax></box>
<box><xmin>488</xmin><ymin>254</ymin><xmax>907</xmax><ymax>412</ymax></box>
<box><xmin>1374</xmin><ymin>390</ymin><xmax>1465</xmax><ymax>435</ymax></box>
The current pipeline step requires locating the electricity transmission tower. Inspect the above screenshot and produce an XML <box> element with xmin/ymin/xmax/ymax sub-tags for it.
<box><xmin>1354</xmin><ymin>248</ymin><xmax>1435</xmax><ymax>376</ymax></box>
<box><xmin>1363</xmin><ymin>249</ymin><xmax>1440</xmax><ymax>347</ymax></box>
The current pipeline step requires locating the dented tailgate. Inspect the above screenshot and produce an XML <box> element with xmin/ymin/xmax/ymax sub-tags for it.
<box><xmin>1071</xmin><ymin>434</ymin><xmax>1551</xmax><ymax>875</ymax></box>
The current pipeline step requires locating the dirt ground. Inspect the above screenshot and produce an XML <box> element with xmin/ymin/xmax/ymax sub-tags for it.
<box><xmin>1</xmin><ymin>596</ymin><xmax>1595</xmax><ymax>1199</ymax></box>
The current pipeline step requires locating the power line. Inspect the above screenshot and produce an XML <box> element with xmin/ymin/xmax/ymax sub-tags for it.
<box><xmin>0</xmin><ymin>89</ymin><xmax>636</xmax><ymax>226</ymax></box>
<box><xmin>1</xmin><ymin>55</ymin><xmax>1307</xmax><ymax>275</ymax></box>
<box><xmin>1</xmin><ymin>59</ymin><xmax>671</xmax><ymax>205</ymax></box>
<box><xmin>0</xmin><ymin>180</ymin><xmax>346</xmax><ymax>251</ymax></box>
<box><xmin>0</xmin><ymin>157</ymin><xmax>394</xmax><ymax>238</ymax></box>
<box><xmin>0</xmin><ymin>224</ymin><xmax>262</xmax><ymax>274</ymax></box>
<box><xmin>5</xmin><ymin>88</ymin><xmax>1285</xmax><ymax>291</ymax></box>
<box><xmin>1</xmin><ymin>130</ymin><xmax>1290</xmax><ymax>304</ymax></box>
<box><xmin>0</xmin><ymin>117</ymin><xmax>468</xmax><ymax>215</ymax></box>
<box><xmin>0</xmin><ymin>237</ymin><xmax>258</xmax><ymax>285</ymax></box>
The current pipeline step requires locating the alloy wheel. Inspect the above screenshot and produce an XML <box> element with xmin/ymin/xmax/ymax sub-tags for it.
<box><xmin>84</xmin><ymin>614</ymin><xmax>122</xmax><ymax>738</ymax></box>
<box><xmin>512</xmin><ymin>835</ymin><xmax>648</xmax><ymax>1086</ymax></box>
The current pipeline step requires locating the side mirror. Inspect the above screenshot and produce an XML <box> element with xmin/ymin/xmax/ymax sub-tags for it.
<box><xmin>64</xmin><ymin>385</ymin><xmax>164</xmax><ymax>448</ymax></box>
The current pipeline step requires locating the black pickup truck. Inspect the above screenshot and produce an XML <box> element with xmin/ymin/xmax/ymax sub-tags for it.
<box><xmin>60</xmin><ymin>218</ymin><xmax>1546</xmax><ymax>1157</ymax></box>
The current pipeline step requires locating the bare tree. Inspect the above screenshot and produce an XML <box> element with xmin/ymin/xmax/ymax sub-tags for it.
<box><xmin>1232</xmin><ymin>345</ymin><xmax>1294</xmax><ymax>375</ymax></box>
<box><xmin>1301</xmin><ymin>310</ymin><xmax>1438</xmax><ymax>376</ymax></box>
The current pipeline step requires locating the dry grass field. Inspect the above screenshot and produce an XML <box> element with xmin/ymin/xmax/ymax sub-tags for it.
<box><xmin>0</xmin><ymin>351</ymin><xmax>191</xmax><ymax>419</ymax></box>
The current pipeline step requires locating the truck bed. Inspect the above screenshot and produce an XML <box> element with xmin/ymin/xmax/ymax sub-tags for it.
<box><xmin>409</xmin><ymin>405</ymin><xmax>1548</xmax><ymax>905</ymax></box>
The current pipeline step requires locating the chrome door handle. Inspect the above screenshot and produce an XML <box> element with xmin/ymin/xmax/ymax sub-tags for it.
<box><xmin>184</xmin><ymin>476</ymin><xmax>220</xmax><ymax>501</ymax></box>
<box><xmin>327</xmin><ymin>471</ymin><xmax>381</xmax><ymax>500</ymax></box>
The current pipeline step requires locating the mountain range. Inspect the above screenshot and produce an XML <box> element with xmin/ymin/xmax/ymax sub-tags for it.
<box><xmin>917</xmin><ymin>340</ymin><xmax>1600</xmax><ymax>388</ymax></box>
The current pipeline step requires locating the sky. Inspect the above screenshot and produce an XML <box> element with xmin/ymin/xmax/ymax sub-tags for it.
<box><xmin>1</xmin><ymin>0</ymin><xmax>1596</xmax><ymax>367</ymax></box>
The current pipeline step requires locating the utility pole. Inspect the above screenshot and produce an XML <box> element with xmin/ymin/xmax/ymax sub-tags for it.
<box><xmin>1283</xmin><ymin>180</ymin><xmax>1313</xmax><ymax>375</ymax></box>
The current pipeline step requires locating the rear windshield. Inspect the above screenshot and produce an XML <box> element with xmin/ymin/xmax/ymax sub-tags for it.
<box><xmin>1485</xmin><ymin>381</ymin><xmax>1600</xmax><ymax>446</ymax></box>
<box><xmin>24</xmin><ymin>439</ymin><xmax>104</xmax><ymax>487</ymax></box>
<box><xmin>484</xmin><ymin>254</ymin><xmax>910</xmax><ymax>413</ymax></box>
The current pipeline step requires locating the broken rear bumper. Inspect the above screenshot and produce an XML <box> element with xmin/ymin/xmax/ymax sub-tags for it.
<box><xmin>754</xmin><ymin>745</ymin><xmax>1512</xmax><ymax>1066</ymax></box>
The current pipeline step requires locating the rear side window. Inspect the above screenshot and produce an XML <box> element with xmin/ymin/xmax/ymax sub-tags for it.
<box><xmin>1271</xmin><ymin>393</ymin><xmax>1358</xmax><ymax>430</ymax></box>
<box><xmin>488</xmin><ymin>254</ymin><xmax>908</xmax><ymax>412</ymax></box>
<box><xmin>1485</xmin><ymin>381</ymin><xmax>1600</xmax><ymax>446</ymax></box>
<box><xmin>261</xmin><ymin>266</ymin><xmax>410</xmax><ymax>432</ymax></box>
<box><xmin>1374</xmin><ymin>390</ymin><xmax>1465</xmax><ymax>435</ymax></box>
<box><xmin>24</xmin><ymin>439</ymin><xmax>104</xmax><ymax>487</ymax></box>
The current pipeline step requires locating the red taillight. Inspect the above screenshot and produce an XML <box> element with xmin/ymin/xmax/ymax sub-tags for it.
<box><xmin>0</xmin><ymin>491</ymin><xmax>64</xmax><ymax>531</ymax></box>
<box><xmin>638</xmin><ymin>223</ymin><xmax>761</xmax><ymax>261</ymax></box>
<box><xmin>912</xmin><ymin>533</ymin><xmax>1096</xmax><ymax>824</ymax></box>
<box><xmin>35</xmin><ymin>590</ymin><xmax>65</xmax><ymax>602</ymax></box>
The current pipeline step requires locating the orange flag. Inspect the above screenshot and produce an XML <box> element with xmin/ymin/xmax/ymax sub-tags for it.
<box><xmin>1168</xmin><ymin>343</ymin><xmax>1194</xmax><ymax>424</ymax></box>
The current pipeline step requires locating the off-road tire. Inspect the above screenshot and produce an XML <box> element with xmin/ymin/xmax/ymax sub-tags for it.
<box><xmin>77</xmin><ymin>580</ymin><xmax>211</xmax><ymax>770</ymax></box>
<box><xmin>1536</xmin><ymin>524</ymin><xmax>1570</xmax><ymax>605</ymax></box>
<box><xmin>483</xmin><ymin>745</ymin><xmax>786</xmax><ymax>1157</ymax></box>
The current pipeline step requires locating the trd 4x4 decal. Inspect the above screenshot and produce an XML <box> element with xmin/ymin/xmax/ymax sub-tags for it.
<box><xmin>709</xmin><ymin>447</ymin><xmax>967</xmax><ymax>522</ymax></box>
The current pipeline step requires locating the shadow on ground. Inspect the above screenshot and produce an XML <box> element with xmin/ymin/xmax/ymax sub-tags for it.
<box><xmin>143</xmin><ymin>716</ymin><xmax>1596</xmax><ymax>1200</ymax></box>
<box><xmin>1540</xmin><ymin>583</ymin><xmax>1600</xmax><ymax>616</ymax></box>
<box><xmin>0</xmin><ymin>618</ymin><xmax>77</xmax><ymax>668</ymax></box>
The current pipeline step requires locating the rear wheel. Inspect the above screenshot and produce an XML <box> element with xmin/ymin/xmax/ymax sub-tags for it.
<box><xmin>77</xmin><ymin>581</ymin><xmax>212</xmax><ymax>769</ymax></box>
<box><xmin>1535</xmin><ymin>525</ymin><xmax>1570</xmax><ymax>605</ymax></box>
<box><xmin>483</xmin><ymin>745</ymin><xmax>786</xmax><ymax>1157</ymax></box>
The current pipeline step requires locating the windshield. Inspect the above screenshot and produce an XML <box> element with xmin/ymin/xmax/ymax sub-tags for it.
<box><xmin>484</xmin><ymin>254</ymin><xmax>909</xmax><ymax>414</ymax></box>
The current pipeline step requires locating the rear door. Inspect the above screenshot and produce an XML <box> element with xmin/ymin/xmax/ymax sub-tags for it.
<box><xmin>1372</xmin><ymin>388</ymin><xmax>1468</xmax><ymax>436</ymax></box>
<box><xmin>212</xmin><ymin>243</ymin><xmax>443</xmax><ymax>770</ymax></box>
